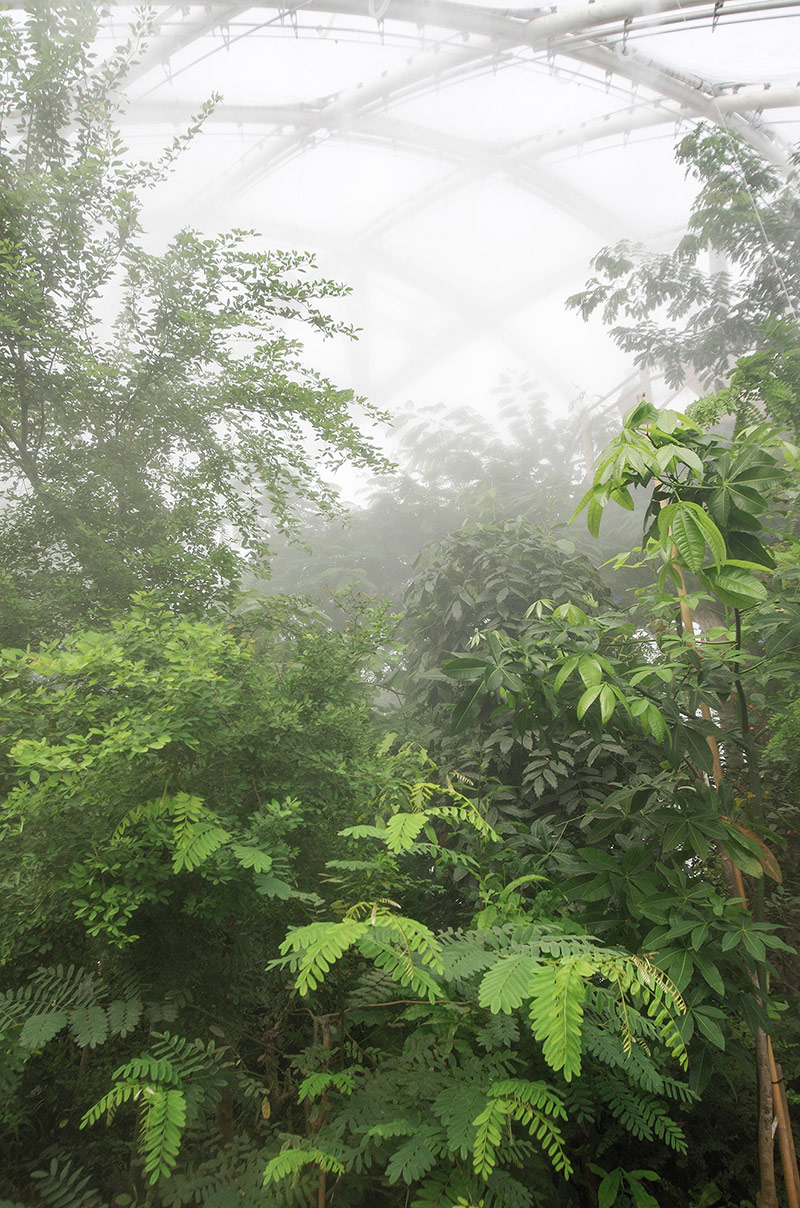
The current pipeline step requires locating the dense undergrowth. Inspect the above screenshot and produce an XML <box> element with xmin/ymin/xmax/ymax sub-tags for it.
<box><xmin>1</xmin><ymin>7</ymin><xmax>800</xmax><ymax>1208</ymax></box>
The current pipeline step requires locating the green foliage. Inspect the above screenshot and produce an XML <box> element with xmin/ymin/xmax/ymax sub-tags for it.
<box><xmin>0</xmin><ymin>595</ymin><xmax>394</xmax><ymax>1197</ymax></box>
<box><xmin>591</xmin><ymin>1164</ymin><xmax>661</xmax><ymax>1208</ymax></box>
<box><xmin>81</xmin><ymin>1032</ymin><xmax>230</xmax><ymax>1183</ymax></box>
<box><xmin>0</xmin><ymin>3</ymin><xmax>388</xmax><ymax>639</ymax></box>
<box><xmin>28</xmin><ymin>1156</ymin><xmax>103</xmax><ymax>1208</ymax></box>
<box><xmin>3</xmin><ymin>15</ymin><xmax>800</xmax><ymax>1205</ymax></box>
<box><xmin>274</xmin><ymin>906</ymin><xmax>443</xmax><ymax>1002</ymax></box>
<box><xmin>473</xmin><ymin>1080</ymin><xmax>570</xmax><ymax>1179</ymax></box>
<box><xmin>568</xmin><ymin>125</ymin><xmax>800</xmax><ymax>392</ymax></box>
<box><xmin>263</xmin><ymin>1146</ymin><xmax>345</xmax><ymax>1186</ymax></box>
<box><xmin>262</xmin><ymin>383</ymin><xmax>624</xmax><ymax>617</ymax></box>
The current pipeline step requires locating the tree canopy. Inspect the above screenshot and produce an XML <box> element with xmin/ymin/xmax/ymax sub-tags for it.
<box><xmin>0</xmin><ymin>3</ymin><xmax>387</xmax><ymax>642</ymax></box>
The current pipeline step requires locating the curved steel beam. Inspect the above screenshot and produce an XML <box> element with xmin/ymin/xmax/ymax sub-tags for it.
<box><xmin>113</xmin><ymin>0</ymin><xmax>800</xmax><ymax>267</ymax></box>
<box><xmin>109</xmin><ymin>1</ymin><xmax>800</xmax><ymax>400</ymax></box>
<box><xmin>185</xmin><ymin>3</ymin><xmax>797</xmax><ymax>216</ymax></box>
<box><xmin>134</xmin><ymin>84</ymin><xmax>800</xmax><ymax>148</ymax></box>
<box><xmin>125</xmin><ymin>4</ymin><xmax>256</xmax><ymax>85</ymax></box>
<box><xmin>119</xmin><ymin>0</ymin><xmax>800</xmax><ymax>169</ymax></box>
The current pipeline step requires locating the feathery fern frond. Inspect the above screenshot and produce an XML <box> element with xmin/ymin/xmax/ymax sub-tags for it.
<box><xmin>297</xmin><ymin>1069</ymin><xmax>356</xmax><ymax>1102</ymax></box>
<box><xmin>604</xmin><ymin>1081</ymin><xmax>687</xmax><ymax>1153</ymax></box>
<box><xmin>486</xmin><ymin>1081</ymin><xmax>571</xmax><ymax>1177</ymax></box>
<box><xmin>29</xmin><ymin>1155</ymin><xmax>103</xmax><ymax>1208</ymax></box>
<box><xmin>276</xmin><ymin>918</ymin><xmax>367</xmax><ymax>995</ymax></box>
<box><xmin>140</xmin><ymin>1087</ymin><xmax>187</xmax><ymax>1183</ymax></box>
<box><xmin>81</xmin><ymin>1032</ymin><xmax>228</xmax><ymax>1183</ymax></box>
<box><xmin>19</xmin><ymin>1010</ymin><xmax>69</xmax><ymax>1050</ymax></box>
<box><xmin>478</xmin><ymin>954</ymin><xmax>540</xmax><ymax>1015</ymax></box>
<box><xmin>385</xmin><ymin>1127</ymin><xmax>443</xmax><ymax>1184</ymax></box>
<box><xmin>528</xmin><ymin>958</ymin><xmax>592</xmax><ymax>1081</ymax></box>
<box><xmin>69</xmin><ymin>1004</ymin><xmax>109</xmax><ymax>1049</ymax></box>
<box><xmin>433</xmin><ymin>1083</ymin><xmax>486</xmax><ymax>1158</ymax></box>
<box><xmin>366</xmin><ymin>1118</ymin><xmax>417</xmax><ymax>1140</ymax></box>
<box><xmin>484</xmin><ymin>1168</ymin><xmax>533</xmax><ymax>1208</ymax></box>
<box><xmin>359</xmin><ymin>929</ymin><xmax>443</xmax><ymax>1002</ymax></box>
<box><xmin>107</xmin><ymin>997</ymin><xmax>143</xmax><ymax>1037</ymax></box>
<box><xmin>410</xmin><ymin>1169</ymin><xmax>485</xmax><ymax>1208</ymax></box>
<box><xmin>472</xmin><ymin>1098</ymin><xmax>510</xmax><ymax>1179</ymax></box>
<box><xmin>262</xmin><ymin>1145</ymin><xmax>345</xmax><ymax>1186</ymax></box>
<box><xmin>440</xmin><ymin>938</ymin><xmax>495</xmax><ymax>985</ymax></box>
<box><xmin>385</xmin><ymin>812</ymin><xmax>428</xmax><ymax>852</ymax></box>
<box><xmin>427</xmin><ymin>801</ymin><xmax>499</xmax><ymax>844</ymax></box>
<box><xmin>172</xmin><ymin>821</ymin><xmax>229</xmax><ymax>873</ymax></box>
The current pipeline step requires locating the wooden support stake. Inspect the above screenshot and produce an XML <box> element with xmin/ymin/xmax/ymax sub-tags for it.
<box><xmin>769</xmin><ymin>1043</ymin><xmax>800</xmax><ymax>1208</ymax></box>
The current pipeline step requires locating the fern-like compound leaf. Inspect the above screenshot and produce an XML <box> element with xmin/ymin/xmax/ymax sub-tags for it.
<box><xmin>472</xmin><ymin>1098</ymin><xmax>509</xmax><ymax>1178</ymax></box>
<box><xmin>29</xmin><ymin>1155</ymin><xmax>103</xmax><ymax>1208</ymax></box>
<box><xmin>478</xmin><ymin>953</ymin><xmax>539</xmax><ymax>1015</ymax></box>
<box><xmin>385</xmin><ymin>1131</ymin><xmax>440</xmax><ymax>1184</ymax></box>
<box><xmin>528</xmin><ymin>958</ymin><xmax>592</xmax><ymax>1082</ymax></box>
<box><xmin>385</xmin><ymin>812</ymin><xmax>427</xmax><ymax>852</ymax></box>
<box><xmin>433</xmin><ymin>1083</ymin><xmax>485</xmax><ymax>1157</ymax></box>
<box><xmin>106</xmin><ymin>997</ymin><xmax>143</xmax><ymax>1038</ymax></box>
<box><xmin>231</xmin><ymin>843</ymin><xmax>273</xmax><ymax>872</ymax></box>
<box><xmin>278</xmin><ymin>918</ymin><xmax>368</xmax><ymax>995</ymax></box>
<box><xmin>171</xmin><ymin>821</ymin><xmax>229</xmax><ymax>873</ymax></box>
<box><xmin>297</xmin><ymin>1069</ymin><xmax>356</xmax><ymax>1102</ymax></box>
<box><xmin>440</xmin><ymin>938</ymin><xmax>494</xmax><ymax>984</ymax></box>
<box><xmin>141</xmin><ymin>1087</ymin><xmax>186</xmax><ymax>1183</ymax></box>
<box><xmin>19</xmin><ymin>1009</ymin><xmax>69</xmax><ymax>1050</ymax></box>
<box><xmin>488</xmin><ymin>1080</ymin><xmax>566</xmax><ymax>1120</ymax></box>
<box><xmin>69</xmin><ymin>1004</ymin><xmax>108</xmax><ymax>1049</ymax></box>
<box><xmin>262</xmin><ymin>1145</ymin><xmax>345</xmax><ymax>1186</ymax></box>
<box><xmin>357</xmin><ymin>932</ymin><xmax>441</xmax><ymax>1003</ymax></box>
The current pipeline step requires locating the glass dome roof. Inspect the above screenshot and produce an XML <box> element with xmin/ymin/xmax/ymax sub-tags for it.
<box><xmin>100</xmin><ymin>1</ymin><xmax>800</xmax><ymax>418</ymax></box>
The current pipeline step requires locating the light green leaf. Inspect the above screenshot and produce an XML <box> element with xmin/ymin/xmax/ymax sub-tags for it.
<box><xmin>553</xmin><ymin>654</ymin><xmax>580</xmax><ymax>694</ymax></box>
<box><xmin>598</xmin><ymin>1167</ymin><xmax>622</xmax><ymax>1208</ymax></box>
<box><xmin>385</xmin><ymin>812</ymin><xmax>427</xmax><ymax>853</ymax></box>
<box><xmin>232</xmin><ymin>844</ymin><xmax>272</xmax><ymax>872</ymax></box>
<box><xmin>478</xmin><ymin>953</ymin><xmax>540</xmax><ymax>1015</ymax></box>
<box><xmin>598</xmin><ymin>685</ymin><xmax>616</xmax><ymax>724</ymax></box>
<box><xmin>528</xmin><ymin>958</ymin><xmax>591</xmax><ymax>1081</ymax></box>
<box><xmin>587</xmin><ymin>496</ymin><xmax>604</xmax><ymax>539</ymax></box>
<box><xmin>690</xmin><ymin>507</ymin><xmax>727</xmax><ymax>569</ymax></box>
<box><xmin>577</xmin><ymin>684</ymin><xmax>603</xmax><ymax>720</ymax></box>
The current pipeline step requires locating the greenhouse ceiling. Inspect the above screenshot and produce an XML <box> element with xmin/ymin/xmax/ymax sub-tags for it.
<box><xmin>91</xmin><ymin>1</ymin><xmax>800</xmax><ymax>415</ymax></box>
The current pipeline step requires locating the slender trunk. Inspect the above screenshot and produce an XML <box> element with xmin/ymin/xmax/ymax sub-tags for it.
<box><xmin>757</xmin><ymin>1028</ymin><xmax>779</xmax><ymax>1208</ymax></box>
